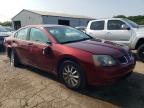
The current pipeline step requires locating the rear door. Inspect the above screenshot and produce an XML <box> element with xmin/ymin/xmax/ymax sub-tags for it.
<box><xmin>87</xmin><ymin>20</ymin><xmax>106</xmax><ymax>39</ymax></box>
<box><xmin>28</xmin><ymin>27</ymin><xmax>54</xmax><ymax>72</ymax></box>
<box><xmin>14</xmin><ymin>27</ymin><xmax>31</xmax><ymax>64</ymax></box>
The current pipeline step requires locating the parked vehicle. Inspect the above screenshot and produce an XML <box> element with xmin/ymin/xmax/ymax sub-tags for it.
<box><xmin>75</xmin><ymin>26</ymin><xmax>86</xmax><ymax>33</ymax></box>
<box><xmin>4</xmin><ymin>26</ymin><xmax>15</xmax><ymax>33</ymax></box>
<box><xmin>5</xmin><ymin>25</ymin><xmax>135</xmax><ymax>90</ymax></box>
<box><xmin>0</xmin><ymin>25</ymin><xmax>12</xmax><ymax>49</ymax></box>
<box><xmin>86</xmin><ymin>18</ymin><xmax>144</xmax><ymax>62</ymax></box>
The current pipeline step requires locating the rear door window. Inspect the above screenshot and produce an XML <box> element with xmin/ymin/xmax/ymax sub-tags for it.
<box><xmin>30</xmin><ymin>28</ymin><xmax>50</xmax><ymax>44</ymax></box>
<box><xmin>90</xmin><ymin>21</ymin><xmax>105</xmax><ymax>30</ymax></box>
<box><xmin>15</xmin><ymin>28</ymin><xmax>29</xmax><ymax>40</ymax></box>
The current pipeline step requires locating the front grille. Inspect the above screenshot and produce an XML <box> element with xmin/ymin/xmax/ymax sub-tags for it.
<box><xmin>118</xmin><ymin>56</ymin><xmax>128</xmax><ymax>64</ymax></box>
<box><xmin>118</xmin><ymin>52</ymin><xmax>133</xmax><ymax>64</ymax></box>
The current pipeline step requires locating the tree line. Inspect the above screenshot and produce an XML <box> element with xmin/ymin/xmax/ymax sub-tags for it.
<box><xmin>113</xmin><ymin>15</ymin><xmax>144</xmax><ymax>25</ymax></box>
<box><xmin>0</xmin><ymin>21</ymin><xmax>12</xmax><ymax>26</ymax></box>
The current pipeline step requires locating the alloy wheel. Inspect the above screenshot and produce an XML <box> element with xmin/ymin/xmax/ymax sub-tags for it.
<box><xmin>62</xmin><ymin>65</ymin><xmax>80</xmax><ymax>88</ymax></box>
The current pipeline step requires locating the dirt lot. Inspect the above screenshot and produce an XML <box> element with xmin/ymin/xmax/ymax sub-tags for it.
<box><xmin>0</xmin><ymin>52</ymin><xmax>144</xmax><ymax>108</ymax></box>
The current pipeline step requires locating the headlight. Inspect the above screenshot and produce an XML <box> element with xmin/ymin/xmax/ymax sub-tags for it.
<box><xmin>93</xmin><ymin>55</ymin><xmax>116</xmax><ymax>66</ymax></box>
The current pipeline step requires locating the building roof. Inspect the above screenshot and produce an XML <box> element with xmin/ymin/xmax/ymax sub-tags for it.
<box><xmin>12</xmin><ymin>9</ymin><xmax>94</xmax><ymax>20</ymax></box>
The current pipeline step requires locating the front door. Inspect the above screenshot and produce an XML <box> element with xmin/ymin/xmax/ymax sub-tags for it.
<box><xmin>29</xmin><ymin>27</ymin><xmax>54</xmax><ymax>72</ymax></box>
<box><xmin>105</xmin><ymin>20</ymin><xmax>132</xmax><ymax>45</ymax></box>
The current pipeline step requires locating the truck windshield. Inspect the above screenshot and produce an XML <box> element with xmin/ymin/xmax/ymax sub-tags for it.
<box><xmin>123</xmin><ymin>19</ymin><xmax>139</xmax><ymax>28</ymax></box>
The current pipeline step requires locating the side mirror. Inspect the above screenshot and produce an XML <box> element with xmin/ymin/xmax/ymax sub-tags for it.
<box><xmin>121</xmin><ymin>24</ymin><xmax>131</xmax><ymax>30</ymax></box>
<box><xmin>42</xmin><ymin>46</ymin><xmax>52</xmax><ymax>55</ymax></box>
<box><xmin>46</xmin><ymin>41</ymin><xmax>51</xmax><ymax>45</ymax></box>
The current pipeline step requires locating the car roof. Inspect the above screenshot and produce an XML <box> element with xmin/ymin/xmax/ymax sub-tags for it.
<box><xmin>24</xmin><ymin>24</ymin><xmax>67</xmax><ymax>28</ymax></box>
<box><xmin>89</xmin><ymin>18</ymin><xmax>125</xmax><ymax>22</ymax></box>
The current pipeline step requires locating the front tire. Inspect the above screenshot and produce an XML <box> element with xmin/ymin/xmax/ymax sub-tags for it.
<box><xmin>137</xmin><ymin>44</ymin><xmax>144</xmax><ymax>62</ymax></box>
<box><xmin>59</xmin><ymin>60</ymin><xmax>86</xmax><ymax>90</ymax></box>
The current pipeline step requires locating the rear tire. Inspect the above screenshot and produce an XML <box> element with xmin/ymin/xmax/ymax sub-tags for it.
<box><xmin>59</xmin><ymin>60</ymin><xmax>86</xmax><ymax>90</ymax></box>
<box><xmin>137</xmin><ymin>44</ymin><xmax>144</xmax><ymax>62</ymax></box>
<box><xmin>10</xmin><ymin>50</ymin><xmax>21</xmax><ymax>67</ymax></box>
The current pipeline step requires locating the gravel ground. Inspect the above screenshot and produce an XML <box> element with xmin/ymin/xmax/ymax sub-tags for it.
<box><xmin>0</xmin><ymin>52</ymin><xmax>144</xmax><ymax>108</ymax></box>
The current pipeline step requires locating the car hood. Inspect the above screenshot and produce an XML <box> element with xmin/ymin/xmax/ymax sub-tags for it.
<box><xmin>134</xmin><ymin>27</ymin><xmax>144</xmax><ymax>35</ymax></box>
<box><xmin>0</xmin><ymin>32</ymin><xmax>11</xmax><ymax>37</ymax></box>
<box><xmin>65</xmin><ymin>39</ymin><xmax>129</xmax><ymax>58</ymax></box>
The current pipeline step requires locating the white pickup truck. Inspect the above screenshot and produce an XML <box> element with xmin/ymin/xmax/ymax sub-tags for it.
<box><xmin>86</xmin><ymin>18</ymin><xmax>144</xmax><ymax>62</ymax></box>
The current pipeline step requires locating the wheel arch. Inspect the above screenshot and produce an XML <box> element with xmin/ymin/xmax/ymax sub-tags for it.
<box><xmin>56</xmin><ymin>55</ymin><xmax>82</xmax><ymax>76</ymax></box>
<box><xmin>56</xmin><ymin>55</ymin><xmax>87</xmax><ymax>89</ymax></box>
<box><xmin>135</xmin><ymin>38</ymin><xmax>144</xmax><ymax>49</ymax></box>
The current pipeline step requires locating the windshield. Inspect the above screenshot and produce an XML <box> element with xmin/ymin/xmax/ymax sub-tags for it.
<box><xmin>123</xmin><ymin>18</ymin><xmax>139</xmax><ymax>28</ymax></box>
<box><xmin>0</xmin><ymin>26</ymin><xmax>8</xmax><ymax>32</ymax></box>
<box><xmin>46</xmin><ymin>26</ymin><xmax>92</xmax><ymax>44</ymax></box>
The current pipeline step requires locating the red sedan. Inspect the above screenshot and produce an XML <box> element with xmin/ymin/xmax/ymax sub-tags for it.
<box><xmin>5</xmin><ymin>25</ymin><xmax>135</xmax><ymax>90</ymax></box>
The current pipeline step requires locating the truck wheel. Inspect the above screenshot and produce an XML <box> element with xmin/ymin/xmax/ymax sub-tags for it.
<box><xmin>137</xmin><ymin>44</ymin><xmax>144</xmax><ymax>62</ymax></box>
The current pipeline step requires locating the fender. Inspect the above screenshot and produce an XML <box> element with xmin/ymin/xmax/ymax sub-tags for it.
<box><xmin>131</xmin><ymin>34</ymin><xmax>144</xmax><ymax>49</ymax></box>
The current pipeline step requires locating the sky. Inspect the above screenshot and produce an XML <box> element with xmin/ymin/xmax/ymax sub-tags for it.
<box><xmin>0</xmin><ymin>0</ymin><xmax>144</xmax><ymax>22</ymax></box>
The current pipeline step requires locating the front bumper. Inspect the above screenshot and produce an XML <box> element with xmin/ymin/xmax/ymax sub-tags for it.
<box><xmin>84</xmin><ymin>58</ymin><xmax>136</xmax><ymax>86</ymax></box>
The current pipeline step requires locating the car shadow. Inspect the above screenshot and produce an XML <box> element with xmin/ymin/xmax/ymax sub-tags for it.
<box><xmin>79</xmin><ymin>72</ymin><xmax>144</xmax><ymax>108</ymax></box>
<box><xmin>24</xmin><ymin>65</ymin><xmax>144</xmax><ymax>108</ymax></box>
<box><xmin>22</xmin><ymin>65</ymin><xmax>61</xmax><ymax>83</ymax></box>
<box><xmin>0</xmin><ymin>49</ymin><xmax>6</xmax><ymax>57</ymax></box>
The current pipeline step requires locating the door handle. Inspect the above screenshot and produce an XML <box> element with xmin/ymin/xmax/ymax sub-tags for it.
<box><xmin>106</xmin><ymin>32</ymin><xmax>112</xmax><ymax>36</ymax></box>
<box><xmin>28</xmin><ymin>43</ymin><xmax>33</xmax><ymax>47</ymax></box>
